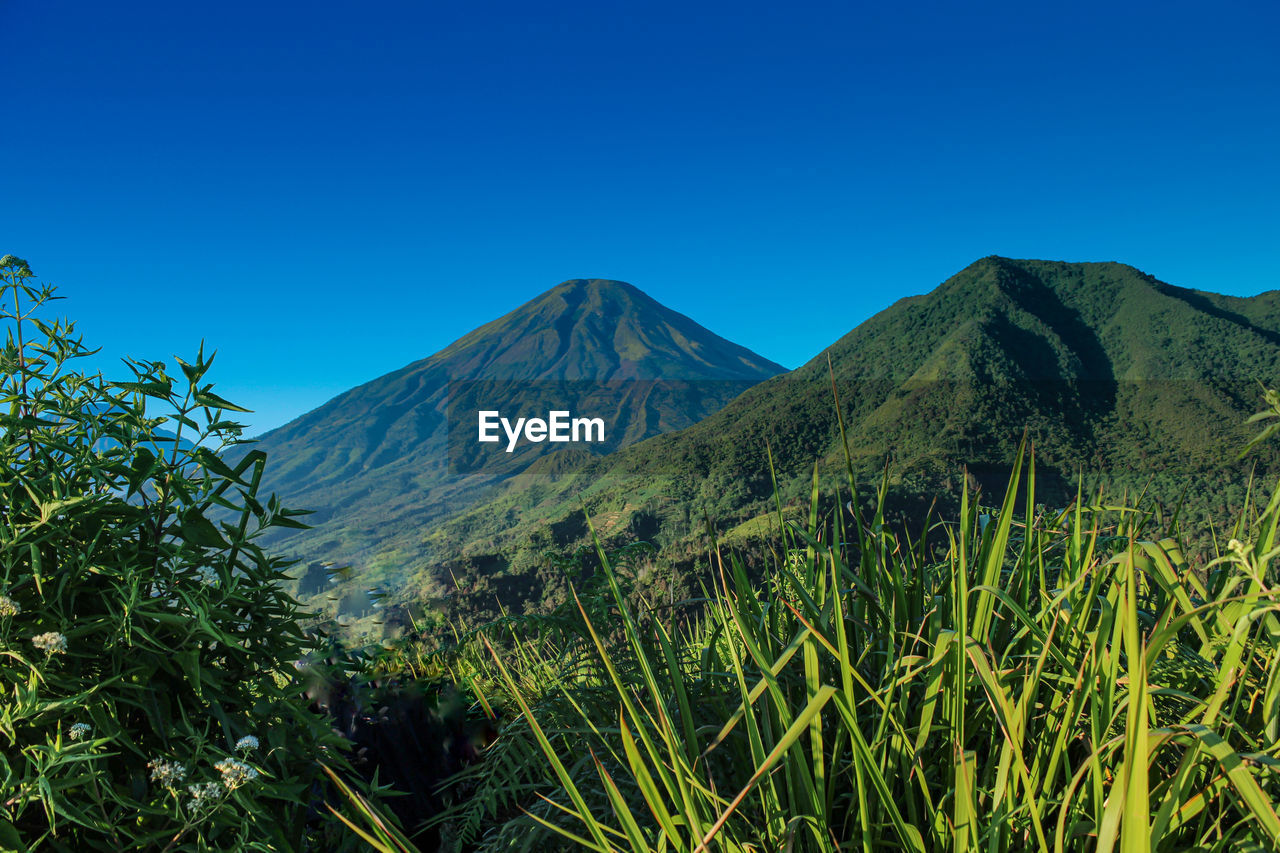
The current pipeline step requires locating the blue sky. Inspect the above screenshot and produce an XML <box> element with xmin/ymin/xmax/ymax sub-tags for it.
<box><xmin>4</xmin><ymin>0</ymin><xmax>1278</xmax><ymax>435</ymax></box>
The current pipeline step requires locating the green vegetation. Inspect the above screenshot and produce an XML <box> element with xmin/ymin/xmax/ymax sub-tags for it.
<box><xmin>388</xmin><ymin>424</ymin><xmax>1280</xmax><ymax>851</ymax></box>
<box><xmin>419</xmin><ymin>258</ymin><xmax>1280</xmax><ymax>628</ymax></box>
<box><xmin>0</xmin><ymin>257</ymin><xmax>371</xmax><ymax>850</ymax></box>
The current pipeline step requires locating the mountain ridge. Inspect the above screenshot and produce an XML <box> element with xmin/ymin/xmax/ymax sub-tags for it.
<box><xmin>415</xmin><ymin>257</ymin><xmax>1280</xmax><ymax>623</ymax></box>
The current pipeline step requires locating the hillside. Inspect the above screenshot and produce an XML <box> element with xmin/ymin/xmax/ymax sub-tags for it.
<box><xmin>423</xmin><ymin>258</ymin><xmax>1280</xmax><ymax>618</ymax></box>
<box><xmin>243</xmin><ymin>278</ymin><xmax>785</xmax><ymax>587</ymax></box>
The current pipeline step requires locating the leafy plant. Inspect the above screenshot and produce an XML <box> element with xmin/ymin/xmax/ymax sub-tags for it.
<box><xmin>0</xmin><ymin>256</ymin><xmax>360</xmax><ymax>850</ymax></box>
<box><xmin>422</xmin><ymin>410</ymin><xmax>1280</xmax><ymax>850</ymax></box>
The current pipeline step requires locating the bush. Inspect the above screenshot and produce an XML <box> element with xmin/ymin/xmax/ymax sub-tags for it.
<box><xmin>0</xmin><ymin>256</ymin><xmax>354</xmax><ymax>851</ymax></box>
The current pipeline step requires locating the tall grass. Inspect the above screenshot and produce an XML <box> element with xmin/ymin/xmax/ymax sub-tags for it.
<box><xmin>407</xmin><ymin>429</ymin><xmax>1280</xmax><ymax>851</ymax></box>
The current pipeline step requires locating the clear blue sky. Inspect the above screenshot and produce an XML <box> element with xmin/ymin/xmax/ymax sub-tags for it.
<box><xmin>4</xmin><ymin>0</ymin><xmax>1277</xmax><ymax>435</ymax></box>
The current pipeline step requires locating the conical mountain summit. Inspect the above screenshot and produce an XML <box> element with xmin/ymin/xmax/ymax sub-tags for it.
<box><xmin>245</xmin><ymin>278</ymin><xmax>785</xmax><ymax>569</ymax></box>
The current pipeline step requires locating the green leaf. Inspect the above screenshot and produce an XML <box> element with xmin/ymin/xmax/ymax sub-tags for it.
<box><xmin>111</xmin><ymin>379</ymin><xmax>173</xmax><ymax>399</ymax></box>
<box><xmin>127</xmin><ymin>446</ymin><xmax>157</xmax><ymax>493</ymax></box>
<box><xmin>0</xmin><ymin>819</ymin><xmax>30</xmax><ymax>853</ymax></box>
<box><xmin>193</xmin><ymin>446</ymin><xmax>245</xmax><ymax>484</ymax></box>
<box><xmin>268</xmin><ymin>512</ymin><xmax>312</xmax><ymax>530</ymax></box>
<box><xmin>173</xmin><ymin>354</ymin><xmax>209</xmax><ymax>386</ymax></box>
<box><xmin>192</xmin><ymin>386</ymin><xmax>250</xmax><ymax>412</ymax></box>
<box><xmin>180</xmin><ymin>507</ymin><xmax>227</xmax><ymax>548</ymax></box>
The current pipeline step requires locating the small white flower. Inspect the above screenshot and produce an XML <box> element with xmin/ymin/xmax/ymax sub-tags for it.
<box><xmin>32</xmin><ymin>631</ymin><xmax>67</xmax><ymax>655</ymax></box>
<box><xmin>0</xmin><ymin>595</ymin><xmax>19</xmax><ymax>618</ymax></box>
<box><xmin>214</xmin><ymin>757</ymin><xmax>259</xmax><ymax>788</ymax></box>
<box><xmin>235</xmin><ymin>735</ymin><xmax>259</xmax><ymax>753</ymax></box>
<box><xmin>68</xmin><ymin>723</ymin><xmax>92</xmax><ymax>741</ymax></box>
<box><xmin>148</xmin><ymin>759</ymin><xmax>188</xmax><ymax>788</ymax></box>
<box><xmin>186</xmin><ymin>781</ymin><xmax>224</xmax><ymax>810</ymax></box>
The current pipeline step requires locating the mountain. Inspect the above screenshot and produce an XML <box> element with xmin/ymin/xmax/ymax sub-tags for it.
<box><xmin>245</xmin><ymin>278</ymin><xmax>785</xmax><ymax>585</ymax></box>
<box><xmin>424</xmin><ymin>258</ymin><xmax>1280</xmax><ymax>619</ymax></box>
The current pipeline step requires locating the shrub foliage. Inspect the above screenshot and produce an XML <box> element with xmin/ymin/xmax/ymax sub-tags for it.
<box><xmin>0</xmin><ymin>256</ymin><xmax>351</xmax><ymax>851</ymax></box>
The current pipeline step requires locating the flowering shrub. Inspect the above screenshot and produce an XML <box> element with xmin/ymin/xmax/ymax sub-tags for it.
<box><xmin>0</xmin><ymin>256</ymin><xmax>360</xmax><ymax>850</ymax></box>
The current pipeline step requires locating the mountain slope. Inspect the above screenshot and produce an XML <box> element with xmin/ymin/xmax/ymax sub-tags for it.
<box><xmin>426</xmin><ymin>258</ymin><xmax>1280</xmax><ymax>614</ymax></box>
<box><xmin>246</xmin><ymin>279</ymin><xmax>785</xmax><ymax>575</ymax></box>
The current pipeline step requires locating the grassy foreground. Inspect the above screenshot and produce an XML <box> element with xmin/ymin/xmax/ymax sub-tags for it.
<box><xmin>373</xmin><ymin>436</ymin><xmax>1280</xmax><ymax>850</ymax></box>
